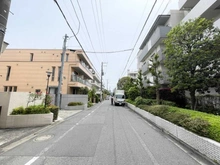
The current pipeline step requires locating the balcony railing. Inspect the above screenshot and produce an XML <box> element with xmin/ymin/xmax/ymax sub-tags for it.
<box><xmin>139</xmin><ymin>26</ymin><xmax>171</xmax><ymax>62</ymax></box>
<box><xmin>71</xmin><ymin>75</ymin><xmax>92</xmax><ymax>87</ymax></box>
<box><xmin>80</xmin><ymin>61</ymin><xmax>93</xmax><ymax>75</ymax></box>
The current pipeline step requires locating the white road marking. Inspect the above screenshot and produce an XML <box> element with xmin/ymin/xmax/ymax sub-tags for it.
<box><xmin>24</xmin><ymin>101</ymin><xmax>104</xmax><ymax>165</ymax></box>
<box><xmin>25</xmin><ymin>157</ymin><xmax>39</xmax><ymax>165</ymax></box>
<box><xmin>126</xmin><ymin>119</ymin><xmax>160</xmax><ymax>165</ymax></box>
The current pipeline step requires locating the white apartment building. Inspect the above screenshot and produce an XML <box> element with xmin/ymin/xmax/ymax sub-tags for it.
<box><xmin>137</xmin><ymin>10</ymin><xmax>186</xmax><ymax>87</ymax></box>
<box><xmin>138</xmin><ymin>0</ymin><xmax>220</xmax><ymax>88</ymax></box>
<box><xmin>179</xmin><ymin>0</ymin><xmax>220</xmax><ymax>25</ymax></box>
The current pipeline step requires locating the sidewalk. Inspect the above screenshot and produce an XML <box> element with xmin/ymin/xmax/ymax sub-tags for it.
<box><xmin>0</xmin><ymin>109</ymin><xmax>82</xmax><ymax>149</ymax></box>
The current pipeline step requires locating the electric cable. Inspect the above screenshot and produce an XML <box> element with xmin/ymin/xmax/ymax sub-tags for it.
<box><xmin>120</xmin><ymin>0</ymin><xmax>158</xmax><ymax>77</ymax></box>
<box><xmin>127</xmin><ymin>0</ymin><xmax>170</xmax><ymax>70</ymax></box>
<box><xmin>69</xmin><ymin>0</ymin><xmax>81</xmax><ymax>35</ymax></box>
<box><xmin>53</xmin><ymin>0</ymin><xmax>100</xmax><ymax>77</ymax></box>
<box><xmin>76</xmin><ymin>0</ymin><xmax>101</xmax><ymax>65</ymax></box>
<box><xmin>86</xmin><ymin>48</ymin><xmax>133</xmax><ymax>54</ymax></box>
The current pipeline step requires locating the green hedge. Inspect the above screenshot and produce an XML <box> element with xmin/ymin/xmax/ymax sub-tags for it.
<box><xmin>67</xmin><ymin>102</ymin><xmax>83</xmax><ymax>106</ymax></box>
<box><xmin>137</xmin><ymin>104</ymin><xmax>220</xmax><ymax>142</ymax></box>
<box><xmin>11</xmin><ymin>105</ymin><xmax>50</xmax><ymax>115</ymax></box>
<box><xmin>11</xmin><ymin>105</ymin><xmax>59</xmax><ymax>121</ymax></box>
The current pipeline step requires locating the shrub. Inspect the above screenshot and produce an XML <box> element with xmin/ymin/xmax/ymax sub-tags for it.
<box><xmin>67</xmin><ymin>102</ymin><xmax>83</xmax><ymax>106</ymax></box>
<box><xmin>25</xmin><ymin>105</ymin><xmax>50</xmax><ymax>114</ymax></box>
<box><xmin>138</xmin><ymin>104</ymin><xmax>150</xmax><ymax>110</ymax></box>
<box><xmin>128</xmin><ymin>87</ymin><xmax>139</xmax><ymax>101</ymax></box>
<box><xmin>11</xmin><ymin>106</ymin><xmax>25</xmax><ymax>115</ymax></box>
<box><xmin>183</xmin><ymin>118</ymin><xmax>210</xmax><ymax>137</ymax></box>
<box><xmin>87</xmin><ymin>101</ymin><xmax>93</xmax><ymax>108</ymax></box>
<box><xmin>135</xmin><ymin>96</ymin><xmax>143</xmax><ymax>106</ymax></box>
<box><xmin>137</xmin><ymin>104</ymin><xmax>215</xmax><ymax>140</ymax></box>
<box><xmin>160</xmin><ymin>100</ymin><xmax>176</xmax><ymax>106</ymax></box>
<box><xmin>11</xmin><ymin>105</ymin><xmax>50</xmax><ymax>115</ymax></box>
<box><xmin>126</xmin><ymin>99</ymin><xmax>135</xmax><ymax>105</ymax></box>
<box><xmin>47</xmin><ymin>105</ymin><xmax>59</xmax><ymax>121</ymax></box>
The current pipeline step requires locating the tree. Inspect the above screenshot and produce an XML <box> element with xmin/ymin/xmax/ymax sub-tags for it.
<box><xmin>117</xmin><ymin>76</ymin><xmax>135</xmax><ymax>97</ymax></box>
<box><xmin>137</xmin><ymin>70</ymin><xmax>144</xmax><ymax>97</ymax></box>
<box><xmin>164</xmin><ymin>17</ymin><xmax>220</xmax><ymax>110</ymax></box>
<box><xmin>148</xmin><ymin>54</ymin><xmax>163</xmax><ymax>104</ymax></box>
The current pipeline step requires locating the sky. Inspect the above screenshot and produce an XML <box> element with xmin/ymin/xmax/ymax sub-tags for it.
<box><xmin>4</xmin><ymin>0</ymin><xmax>179</xmax><ymax>91</ymax></box>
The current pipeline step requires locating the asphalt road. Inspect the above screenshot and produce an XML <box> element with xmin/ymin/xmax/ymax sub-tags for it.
<box><xmin>0</xmin><ymin>101</ymin><xmax>214</xmax><ymax>165</ymax></box>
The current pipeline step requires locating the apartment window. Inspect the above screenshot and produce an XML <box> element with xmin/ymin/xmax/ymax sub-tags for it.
<box><xmin>6</xmin><ymin>66</ymin><xmax>11</xmax><ymax>81</ymax></box>
<box><xmin>30</xmin><ymin>53</ymin><xmax>34</xmax><ymax>61</ymax></box>
<box><xmin>66</xmin><ymin>53</ymin><xmax>69</xmax><ymax>62</ymax></box>
<box><xmin>52</xmin><ymin>66</ymin><xmax>55</xmax><ymax>81</ymax></box>
<box><xmin>4</xmin><ymin>86</ymin><xmax>8</xmax><ymax>92</ymax></box>
<box><xmin>9</xmin><ymin>86</ymin><xmax>12</xmax><ymax>92</ymax></box>
<box><xmin>13</xmin><ymin>86</ymin><xmax>17</xmax><ymax>92</ymax></box>
<box><xmin>58</xmin><ymin>66</ymin><xmax>61</xmax><ymax>81</ymax></box>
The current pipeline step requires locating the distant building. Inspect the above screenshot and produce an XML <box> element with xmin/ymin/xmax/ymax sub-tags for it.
<box><xmin>0</xmin><ymin>49</ymin><xmax>100</xmax><ymax>94</ymax></box>
<box><xmin>127</xmin><ymin>70</ymin><xmax>138</xmax><ymax>80</ymax></box>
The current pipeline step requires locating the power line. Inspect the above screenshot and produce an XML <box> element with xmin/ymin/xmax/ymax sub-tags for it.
<box><xmin>127</xmin><ymin>0</ymin><xmax>170</xmax><ymax>70</ymax></box>
<box><xmin>76</xmin><ymin>0</ymin><xmax>100</xmax><ymax>65</ymax></box>
<box><xmin>62</xmin><ymin>0</ymin><xmax>80</xmax><ymax>35</ymax></box>
<box><xmin>86</xmin><ymin>48</ymin><xmax>133</xmax><ymax>54</ymax></box>
<box><xmin>69</xmin><ymin>0</ymin><xmax>81</xmax><ymax>35</ymax></box>
<box><xmin>53</xmin><ymin>0</ymin><xmax>99</xmax><ymax>76</ymax></box>
<box><xmin>120</xmin><ymin>0</ymin><xmax>158</xmax><ymax>77</ymax></box>
<box><xmin>91</xmin><ymin>0</ymin><xmax>104</xmax><ymax>62</ymax></box>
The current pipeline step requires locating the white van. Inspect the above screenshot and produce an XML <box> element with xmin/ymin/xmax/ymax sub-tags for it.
<box><xmin>113</xmin><ymin>90</ymin><xmax>125</xmax><ymax>106</ymax></box>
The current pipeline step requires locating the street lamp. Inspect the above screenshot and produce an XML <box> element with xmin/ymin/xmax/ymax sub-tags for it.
<box><xmin>45</xmin><ymin>71</ymin><xmax>52</xmax><ymax>108</ymax></box>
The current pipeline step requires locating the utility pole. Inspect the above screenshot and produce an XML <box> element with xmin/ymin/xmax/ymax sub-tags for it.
<box><xmin>106</xmin><ymin>79</ymin><xmax>108</xmax><ymax>91</ymax></box>
<box><xmin>56</xmin><ymin>34</ymin><xmax>68</xmax><ymax>108</ymax></box>
<box><xmin>100</xmin><ymin>62</ymin><xmax>103</xmax><ymax>101</ymax></box>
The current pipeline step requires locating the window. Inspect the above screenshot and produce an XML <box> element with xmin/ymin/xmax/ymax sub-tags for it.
<box><xmin>9</xmin><ymin>86</ymin><xmax>12</xmax><ymax>92</ymax></box>
<box><xmin>13</xmin><ymin>86</ymin><xmax>17</xmax><ymax>92</ymax></box>
<box><xmin>52</xmin><ymin>67</ymin><xmax>55</xmax><ymax>81</ymax></box>
<box><xmin>66</xmin><ymin>53</ymin><xmax>69</xmax><ymax>62</ymax></box>
<box><xmin>30</xmin><ymin>53</ymin><xmax>34</xmax><ymax>61</ymax></box>
<box><xmin>6</xmin><ymin>66</ymin><xmax>11</xmax><ymax>81</ymax></box>
<box><xmin>4</xmin><ymin>86</ymin><xmax>8</xmax><ymax>92</ymax></box>
<box><xmin>58</xmin><ymin>66</ymin><xmax>61</xmax><ymax>81</ymax></box>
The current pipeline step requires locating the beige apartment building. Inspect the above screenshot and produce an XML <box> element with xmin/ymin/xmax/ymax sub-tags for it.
<box><xmin>0</xmin><ymin>49</ymin><xmax>100</xmax><ymax>95</ymax></box>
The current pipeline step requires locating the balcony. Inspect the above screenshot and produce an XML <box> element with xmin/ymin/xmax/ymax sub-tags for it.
<box><xmin>71</xmin><ymin>62</ymin><xmax>93</xmax><ymax>79</ymax></box>
<box><xmin>139</xmin><ymin>26</ymin><xmax>171</xmax><ymax>62</ymax></box>
<box><xmin>181</xmin><ymin>0</ymin><xmax>220</xmax><ymax>21</ymax></box>
<box><xmin>70</xmin><ymin>75</ymin><xmax>92</xmax><ymax>87</ymax></box>
<box><xmin>179</xmin><ymin>0</ymin><xmax>199</xmax><ymax>10</ymax></box>
<box><xmin>141</xmin><ymin>62</ymin><xmax>149</xmax><ymax>75</ymax></box>
<box><xmin>91</xmin><ymin>80</ymin><xmax>101</xmax><ymax>88</ymax></box>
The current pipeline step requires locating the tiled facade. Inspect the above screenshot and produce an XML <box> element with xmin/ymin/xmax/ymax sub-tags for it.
<box><xmin>0</xmin><ymin>49</ymin><xmax>100</xmax><ymax>95</ymax></box>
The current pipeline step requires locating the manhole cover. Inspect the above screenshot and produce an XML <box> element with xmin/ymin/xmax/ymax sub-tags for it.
<box><xmin>34</xmin><ymin>134</ymin><xmax>53</xmax><ymax>142</ymax></box>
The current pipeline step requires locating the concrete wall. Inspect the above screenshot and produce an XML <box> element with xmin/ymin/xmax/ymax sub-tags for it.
<box><xmin>61</xmin><ymin>94</ymin><xmax>88</xmax><ymax>110</ymax></box>
<box><xmin>0</xmin><ymin>92</ymin><xmax>53</xmax><ymax>128</ymax></box>
<box><xmin>127</xmin><ymin>103</ymin><xmax>220</xmax><ymax>164</ymax></box>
